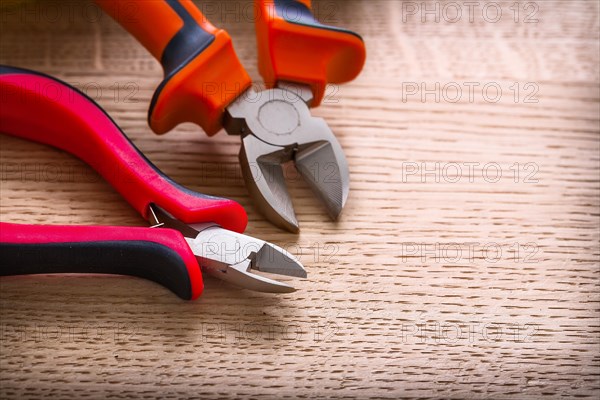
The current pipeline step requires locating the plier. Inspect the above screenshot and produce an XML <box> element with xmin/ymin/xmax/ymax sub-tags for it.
<box><xmin>0</xmin><ymin>65</ymin><xmax>306</xmax><ymax>299</ymax></box>
<box><xmin>95</xmin><ymin>0</ymin><xmax>366</xmax><ymax>232</ymax></box>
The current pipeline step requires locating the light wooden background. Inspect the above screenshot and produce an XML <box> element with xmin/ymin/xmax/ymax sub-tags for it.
<box><xmin>1</xmin><ymin>0</ymin><xmax>599</xmax><ymax>398</ymax></box>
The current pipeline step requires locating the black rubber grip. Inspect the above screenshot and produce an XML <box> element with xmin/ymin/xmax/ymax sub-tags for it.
<box><xmin>0</xmin><ymin>241</ymin><xmax>194</xmax><ymax>300</ymax></box>
<box><xmin>149</xmin><ymin>0</ymin><xmax>216</xmax><ymax>125</ymax></box>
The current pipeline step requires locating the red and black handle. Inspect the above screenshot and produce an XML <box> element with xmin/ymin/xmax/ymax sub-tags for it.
<box><xmin>0</xmin><ymin>65</ymin><xmax>247</xmax><ymax>233</ymax></box>
<box><xmin>0</xmin><ymin>223</ymin><xmax>203</xmax><ymax>300</ymax></box>
<box><xmin>0</xmin><ymin>65</ymin><xmax>248</xmax><ymax>299</ymax></box>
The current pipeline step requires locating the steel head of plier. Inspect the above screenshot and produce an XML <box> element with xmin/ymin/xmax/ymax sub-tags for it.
<box><xmin>149</xmin><ymin>205</ymin><xmax>306</xmax><ymax>293</ymax></box>
<box><xmin>223</xmin><ymin>82</ymin><xmax>349</xmax><ymax>233</ymax></box>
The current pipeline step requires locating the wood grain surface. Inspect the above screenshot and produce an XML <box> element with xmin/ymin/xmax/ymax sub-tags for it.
<box><xmin>1</xmin><ymin>0</ymin><xmax>599</xmax><ymax>398</ymax></box>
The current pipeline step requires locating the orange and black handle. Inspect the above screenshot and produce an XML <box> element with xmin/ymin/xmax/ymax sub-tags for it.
<box><xmin>96</xmin><ymin>0</ymin><xmax>252</xmax><ymax>136</ymax></box>
<box><xmin>96</xmin><ymin>0</ymin><xmax>365</xmax><ymax>134</ymax></box>
<box><xmin>255</xmin><ymin>0</ymin><xmax>366</xmax><ymax>106</ymax></box>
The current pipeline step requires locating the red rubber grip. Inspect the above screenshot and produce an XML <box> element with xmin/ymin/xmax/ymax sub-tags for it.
<box><xmin>0</xmin><ymin>222</ymin><xmax>203</xmax><ymax>300</ymax></box>
<box><xmin>0</xmin><ymin>66</ymin><xmax>247</xmax><ymax>233</ymax></box>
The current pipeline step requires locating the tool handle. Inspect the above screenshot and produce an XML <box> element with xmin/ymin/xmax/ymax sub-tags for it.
<box><xmin>0</xmin><ymin>222</ymin><xmax>203</xmax><ymax>300</ymax></box>
<box><xmin>0</xmin><ymin>66</ymin><xmax>247</xmax><ymax>233</ymax></box>
<box><xmin>255</xmin><ymin>0</ymin><xmax>366</xmax><ymax>106</ymax></box>
<box><xmin>96</xmin><ymin>0</ymin><xmax>251</xmax><ymax>135</ymax></box>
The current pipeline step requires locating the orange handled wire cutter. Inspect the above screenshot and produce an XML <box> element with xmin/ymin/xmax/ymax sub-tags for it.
<box><xmin>96</xmin><ymin>0</ymin><xmax>366</xmax><ymax>232</ymax></box>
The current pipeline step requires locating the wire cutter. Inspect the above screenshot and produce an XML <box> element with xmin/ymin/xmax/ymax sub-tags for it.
<box><xmin>0</xmin><ymin>65</ymin><xmax>306</xmax><ymax>299</ymax></box>
<box><xmin>95</xmin><ymin>0</ymin><xmax>366</xmax><ymax>232</ymax></box>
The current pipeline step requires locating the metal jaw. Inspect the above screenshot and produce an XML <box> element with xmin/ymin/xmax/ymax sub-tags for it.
<box><xmin>148</xmin><ymin>205</ymin><xmax>306</xmax><ymax>293</ymax></box>
<box><xmin>223</xmin><ymin>83</ymin><xmax>350</xmax><ymax>233</ymax></box>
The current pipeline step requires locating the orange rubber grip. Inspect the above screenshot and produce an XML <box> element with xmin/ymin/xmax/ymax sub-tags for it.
<box><xmin>96</xmin><ymin>0</ymin><xmax>252</xmax><ymax>136</ymax></box>
<box><xmin>255</xmin><ymin>0</ymin><xmax>366</xmax><ymax>106</ymax></box>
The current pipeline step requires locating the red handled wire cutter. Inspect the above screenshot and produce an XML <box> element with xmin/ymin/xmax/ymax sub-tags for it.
<box><xmin>95</xmin><ymin>0</ymin><xmax>366</xmax><ymax>232</ymax></box>
<box><xmin>0</xmin><ymin>66</ymin><xmax>306</xmax><ymax>299</ymax></box>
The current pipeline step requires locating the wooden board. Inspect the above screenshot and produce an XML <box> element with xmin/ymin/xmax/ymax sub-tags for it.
<box><xmin>1</xmin><ymin>0</ymin><xmax>599</xmax><ymax>398</ymax></box>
